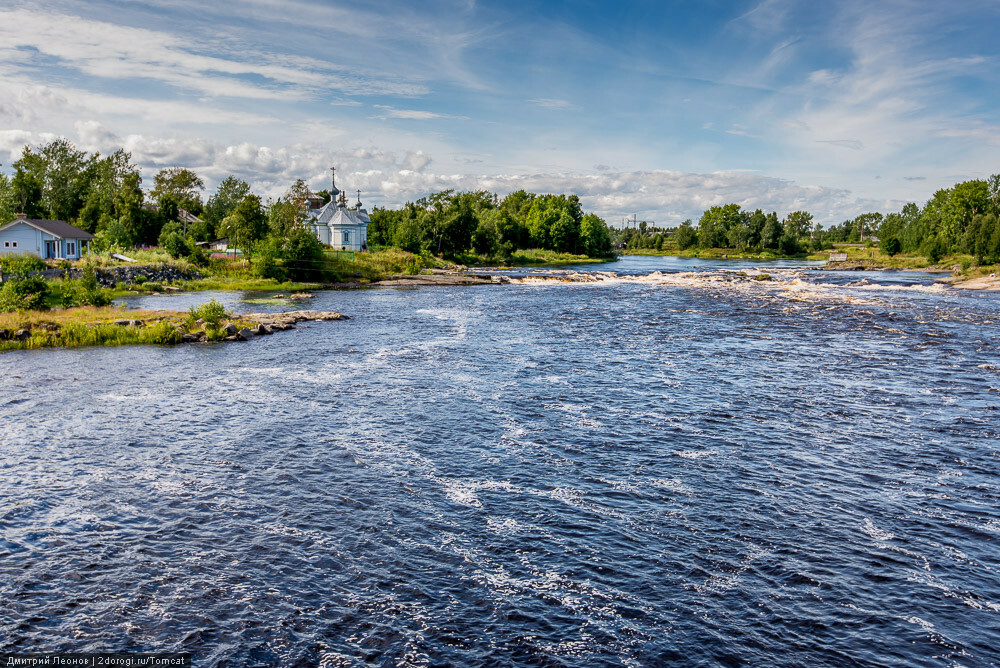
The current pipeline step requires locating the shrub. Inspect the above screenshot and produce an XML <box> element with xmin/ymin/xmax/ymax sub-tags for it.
<box><xmin>0</xmin><ymin>253</ymin><xmax>46</xmax><ymax>278</ymax></box>
<box><xmin>72</xmin><ymin>266</ymin><xmax>112</xmax><ymax>307</ymax></box>
<box><xmin>135</xmin><ymin>275</ymin><xmax>148</xmax><ymax>284</ymax></box>
<box><xmin>162</xmin><ymin>232</ymin><xmax>189</xmax><ymax>259</ymax></box>
<box><xmin>0</xmin><ymin>277</ymin><xmax>50</xmax><ymax>311</ymax></box>
<box><xmin>880</xmin><ymin>236</ymin><xmax>902</xmax><ymax>257</ymax></box>
<box><xmin>922</xmin><ymin>237</ymin><xmax>944</xmax><ymax>264</ymax></box>
<box><xmin>189</xmin><ymin>298</ymin><xmax>227</xmax><ymax>327</ymax></box>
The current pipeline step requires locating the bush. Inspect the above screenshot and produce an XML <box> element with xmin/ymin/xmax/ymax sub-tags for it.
<box><xmin>0</xmin><ymin>253</ymin><xmax>46</xmax><ymax>278</ymax></box>
<box><xmin>72</xmin><ymin>266</ymin><xmax>112</xmax><ymax>307</ymax></box>
<box><xmin>0</xmin><ymin>277</ymin><xmax>50</xmax><ymax>311</ymax></box>
<box><xmin>922</xmin><ymin>237</ymin><xmax>944</xmax><ymax>264</ymax></box>
<box><xmin>162</xmin><ymin>231</ymin><xmax>189</xmax><ymax>259</ymax></box>
<box><xmin>189</xmin><ymin>298</ymin><xmax>227</xmax><ymax>327</ymax></box>
<box><xmin>880</xmin><ymin>236</ymin><xmax>902</xmax><ymax>257</ymax></box>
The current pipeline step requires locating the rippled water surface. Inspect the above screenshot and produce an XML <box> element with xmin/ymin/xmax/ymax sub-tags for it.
<box><xmin>2</xmin><ymin>257</ymin><xmax>999</xmax><ymax>666</ymax></box>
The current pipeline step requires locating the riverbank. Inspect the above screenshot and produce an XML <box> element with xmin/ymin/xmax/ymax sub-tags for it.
<box><xmin>0</xmin><ymin>304</ymin><xmax>346</xmax><ymax>351</ymax></box>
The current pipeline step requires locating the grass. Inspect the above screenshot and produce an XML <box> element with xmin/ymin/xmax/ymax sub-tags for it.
<box><xmin>807</xmin><ymin>245</ymin><xmax>993</xmax><ymax>274</ymax></box>
<box><xmin>0</xmin><ymin>304</ymin><xmax>262</xmax><ymax>351</ymax></box>
<box><xmin>624</xmin><ymin>246</ymin><xmax>792</xmax><ymax>260</ymax></box>
<box><xmin>455</xmin><ymin>249</ymin><xmax>615</xmax><ymax>266</ymax></box>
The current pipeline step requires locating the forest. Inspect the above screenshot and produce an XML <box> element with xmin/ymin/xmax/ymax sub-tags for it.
<box><xmin>0</xmin><ymin>139</ymin><xmax>615</xmax><ymax>270</ymax></box>
<box><xmin>614</xmin><ymin>175</ymin><xmax>1000</xmax><ymax>265</ymax></box>
<box><xmin>2</xmin><ymin>138</ymin><xmax>997</xmax><ymax>269</ymax></box>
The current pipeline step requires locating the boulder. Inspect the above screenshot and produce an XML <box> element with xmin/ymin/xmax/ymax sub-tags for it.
<box><xmin>14</xmin><ymin>329</ymin><xmax>30</xmax><ymax>341</ymax></box>
<box><xmin>181</xmin><ymin>333</ymin><xmax>201</xmax><ymax>343</ymax></box>
<box><xmin>237</xmin><ymin>328</ymin><xmax>254</xmax><ymax>341</ymax></box>
<box><xmin>223</xmin><ymin>322</ymin><xmax>238</xmax><ymax>335</ymax></box>
<box><xmin>0</xmin><ymin>328</ymin><xmax>8</xmax><ymax>340</ymax></box>
<box><xmin>252</xmin><ymin>323</ymin><xmax>271</xmax><ymax>335</ymax></box>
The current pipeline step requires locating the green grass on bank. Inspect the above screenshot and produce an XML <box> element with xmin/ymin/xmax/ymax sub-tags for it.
<box><xmin>623</xmin><ymin>247</ymin><xmax>794</xmax><ymax>260</ymax></box>
<box><xmin>807</xmin><ymin>245</ymin><xmax>997</xmax><ymax>274</ymax></box>
<box><xmin>455</xmin><ymin>248</ymin><xmax>615</xmax><ymax>266</ymax></box>
<box><xmin>0</xmin><ymin>303</ymin><xmax>264</xmax><ymax>351</ymax></box>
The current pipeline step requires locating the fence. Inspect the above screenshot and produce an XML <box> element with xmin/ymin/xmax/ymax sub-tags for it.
<box><xmin>323</xmin><ymin>250</ymin><xmax>355</xmax><ymax>262</ymax></box>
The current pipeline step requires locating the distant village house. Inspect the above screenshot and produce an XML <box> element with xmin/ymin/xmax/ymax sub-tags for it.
<box><xmin>0</xmin><ymin>214</ymin><xmax>95</xmax><ymax>259</ymax></box>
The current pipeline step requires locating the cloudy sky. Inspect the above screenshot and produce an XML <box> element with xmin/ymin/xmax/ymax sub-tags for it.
<box><xmin>1</xmin><ymin>0</ymin><xmax>997</xmax><ymax>225</ymax></box>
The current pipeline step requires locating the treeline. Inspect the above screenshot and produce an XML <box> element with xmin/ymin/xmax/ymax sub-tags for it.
<box><xmin>0</xmin><ymin>138</ymin><xmax>300</xmax><ymax>249</ymax></box>
<box><xmin>614</xmin><ymin>206</ymin><xmax>820</xmax><ymax>255</ymax></box>
<box><xmin>368</xmin><ymin>190</ymin><xmax>614</xmax><ymax>260</ymax></box>
<box><xmin>0</xmin><ymin>139</ymin><xmax>616</xmax><ymax>268</ymax></box>
<box><xmin>614</xmin><ymin>174</ymin><xmax>1000</xmax><ymax>264</ymax></box>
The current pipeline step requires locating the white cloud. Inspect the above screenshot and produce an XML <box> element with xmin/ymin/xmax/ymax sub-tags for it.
<box><xmin>0</xmin><ymin>118</ymin><xmax>908</xmax><ymax>224</ymax></box>
<box><xmin>528</xmin><ymin>98</ymin><xmax>574</xmax><ymax>109</ymax></box>
<box><xmin>0</xmin><ymin>6</ymin><xmax>428</xmax><ymax>100</ymax></box>
<box><xmin>372</xmin><ymin>105</ymin><xmax>468</xmax><ymax>120</ymax></box>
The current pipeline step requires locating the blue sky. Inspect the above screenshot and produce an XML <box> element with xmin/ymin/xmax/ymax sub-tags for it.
<box><xmin>1</xmin><ymin>0</ymin><xmax>997</xmax><ymax>225</ymax></box>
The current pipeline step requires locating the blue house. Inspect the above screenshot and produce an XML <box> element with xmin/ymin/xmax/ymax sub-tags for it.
<box><xmin>0</xmin><ymin>215</ymin><xmax>95</xmax><ymax>259</ymax></box>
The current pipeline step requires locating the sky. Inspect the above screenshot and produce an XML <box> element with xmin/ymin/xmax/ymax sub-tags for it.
<box><xmin>0</xmin><ymin>0</ymin><xmax>997</xmax><ymax>226</ymax></box>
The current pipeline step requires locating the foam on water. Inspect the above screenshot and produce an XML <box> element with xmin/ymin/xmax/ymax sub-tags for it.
<box><xmin>2</xmin><ymin>268</ymin><xmax>999</xmax><ymax>665</ymax></box>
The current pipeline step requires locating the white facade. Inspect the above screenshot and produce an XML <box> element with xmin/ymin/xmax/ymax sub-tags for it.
<box><xmin>305</xmin><ymin>170</ymin><xmax>370</xmax><ymax>251</ymax></box>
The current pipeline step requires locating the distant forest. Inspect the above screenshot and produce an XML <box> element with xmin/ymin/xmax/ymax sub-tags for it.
<box><xmin>614</xmin><ymin>174</ymin><xmax>1000</xmax><ymax>264</ymax></box>
<box><xmin>1</xmin><ymin>138</ymin><xmax>997</xmax><ymax>264</ymax></box>
<box><xmin>0</xmin><ymin>138</ymin><xmax>615</xmax><ymax>261</ymax></box>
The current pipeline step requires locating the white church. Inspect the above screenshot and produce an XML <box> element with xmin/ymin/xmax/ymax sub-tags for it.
<box><xmin>304</xmin><ymin>168</ymin><xmax>370</xmax><ymax>251</ymax></box>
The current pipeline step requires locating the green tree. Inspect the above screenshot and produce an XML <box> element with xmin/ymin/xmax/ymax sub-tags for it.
<box><xmin>218</xmin><ymin>194</ymin><xmax>267</xmax><ymax>255</ymax></box>
<box><xmin>151</xmin><ymin>167</ymin><xmax>205</xmax><ymax>215</ymax></box>
<box><xmin>880</xmin><ymin>236</ymin><xmax>902</xmax><ymax>257</ymax></box>
<box><xmin>0</xmin><ymin>174</ymin><xmax>15</xmax><ymax>223</ymax></box>
<box><xmin>579</xmin><ymin>213</ymin><xmax>612</xmax><ymax>257</ymax></box>
<box><xmin>675</xmin><ymin>220</ymin><xmax>697</xmax><ymax>250</ymax></box>
<box><xmin>785</xmin><ymin>211</ymin><xmax>814</xmax><ymax>239</ymax></box>
<box><xmin>698</xmin><ymin>204</ymin><xmax>746</xmax><ymax>248</ymax></box>
<box><xmin>760</xmin><ymin>212</ymin><xmax>783</xmax><ymax>250</ymax></box>
<box><xmin>113</xmin><ymin>172</ymin><xmax>145</xmax><ymax>247</ymax></box>
<box><xmin>11</xmin><ymin>149</ymin><xmax>46</xmax><ymax>218</ymax></box>
<box><xmin>203</xmin><ymin>176</ymin><xmax>251</xmax><ymax>234</ymax></box>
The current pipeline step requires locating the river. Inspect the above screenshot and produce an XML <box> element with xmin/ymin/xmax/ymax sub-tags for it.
<box><xmin>2</xmin><ymin>256</ymin><xmax>999</xmax><ymax>665</ymax></box>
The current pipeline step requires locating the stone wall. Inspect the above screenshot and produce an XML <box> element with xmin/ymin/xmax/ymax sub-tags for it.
<box><xmin>64</xmin><ymin>263</ymin><xmax>205</xmax><ymax>287</ymax></box>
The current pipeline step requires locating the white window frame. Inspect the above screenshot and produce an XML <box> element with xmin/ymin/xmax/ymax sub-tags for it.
<box><xmin>67</xmin><ymin>241</ymin><xmax>76</xmax><ymax>256</ymax></box>
<box><xmin>3</xmin><ymin>241</ymin><xmax>8</xmax><ymax>248</ymax></box>
<box><xmin>342</xmin><ymin>231</ymin><xmax>350</xmax><ymax>244</ymax></box>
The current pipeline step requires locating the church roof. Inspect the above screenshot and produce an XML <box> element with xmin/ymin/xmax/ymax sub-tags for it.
<box><xmin>310</xmin><ymin>200</ymin><xmax>370</xmax><ymax>226</ymax></box>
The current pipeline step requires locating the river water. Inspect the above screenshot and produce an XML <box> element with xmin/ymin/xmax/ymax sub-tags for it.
<box><xmin>2</xmin><ymin>256</ymin><xmax>999</xmax><ymax>666</ymax></box>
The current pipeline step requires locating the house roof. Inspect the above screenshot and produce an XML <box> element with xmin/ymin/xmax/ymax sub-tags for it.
<box><xmin>0</xmin><ymin>218</ymin><xmax>95</xmax><ymax>240</ymax></box>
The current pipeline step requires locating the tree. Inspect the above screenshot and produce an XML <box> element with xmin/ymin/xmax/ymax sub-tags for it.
<box><xmin>471</xmin><ymin>211</ymin><xmax>499</xmax><ymax>256</ymax></box>
<box><xmin>151</xmin><ymin>168</ymin><xmax>205</xmax><ymax>215</ymax></box>
<box><xmin>698</xmin><ymin>204</ymin><xmax>746</xmax><ymax>248</ymax></box>
<box><xmin>114</xmin><ymin>173</ymin><xmax>145</xmax><ymax>247</ymax></box>
<box><xmin>853</xmin><ymin>212</ymin><xmax>884</xmax><ymax>242</ymax></box>
<box><xmin>11</xmin><ymin>149</ymin><xmax>46</xmax><ymax>218</ymax></box>
<box><xmin>880</xmin><ymin>236</ymin><xmax>902</xmax><ymax>257</ymax></box>
<box><xmin>549</xmin><ymin>210</ymin><xmax>579</xmax><ymax>253</ymax></box>
<box><xmin>785</xmin><ymin>211</ymin><xmax>814</xmax><ymax>238</ymax></box>
<box><xmin>218</xmin><ymin>194</ymin><xmax>267</xmax><ymax>255</ymax></box>
<box><xmin>579</xmin><ymin>213</ymin><xmax>612</xmax><ymax>257</ymax></box>
<box><xmin>675</xmin><ymin>220</ymin><xmax>697</xmax><ymax>250</ymax></box>
<box><xmin>203</xmin><ymin>176</ymin><xmax>251</xmax><ymax>233</ymax></box>
<box><xmin>761</xmin><ymin>212</ymin><xmax>783</xmax><ymax>250</ymax></box>
<box><xmin>0</xmin><ymin>174</ymin><xmax>15</xmax><ymax>223</ymax></box>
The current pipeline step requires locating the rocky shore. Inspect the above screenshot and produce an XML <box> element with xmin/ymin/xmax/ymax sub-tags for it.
<box><xmin>0</xmin><ymin>308</ymin><xmax>348</xmax><ymax>350</ymax></box>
